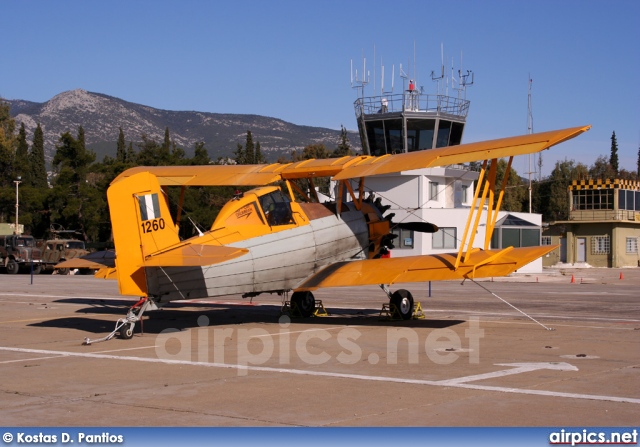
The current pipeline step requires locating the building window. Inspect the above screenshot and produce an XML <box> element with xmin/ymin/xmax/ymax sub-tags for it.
<box><xmin>432</xmin><ymin>227</ymin><xmax>457</xmax><ymax>249</ymax></box>
<box><xmin>541</xmin><ymin>236</ymin><xmax>552</xmax><ymax>246</ymax></box>
<box><xmin>626</xmin><ymin>237</ymin><xmax>638</xmax><ymax>254</ymax></box>
<box><xmin>572</xmin><ymin>189</ymin><xmax>614</xmax><ymax>210</ymax></box>
<box><xmin>390</xmin><ymin>228</ymin><xmax>414</xmax><ymax>249</ymax></box>
<box><xmin>429</xmin><ymin>181</ymin><xmax>439</xmax><ymax>201</ymax></box>
<box><xmin>491</xmin><ymin>228</ymin><xmax>541</xmax><ymax>248</ymax></box>
<box><xmin>591</xmin><ymin>236</ymin><xmax>610</xmax><ymax>255</ymax></box>
<box><xmin>461</xmin><ymin>185</ymin><xmax>469</xmax><ymax>203</ymax></box>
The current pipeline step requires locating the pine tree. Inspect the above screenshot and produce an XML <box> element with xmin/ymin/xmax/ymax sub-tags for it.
<box><xmin>191</xmin><ymin>142</ymin><xmax>210</xmax><ymax>165</ymax></box>
<box><xmin>126</xmin><ymin>141</ymin><xmax>136</xmax><ymax>163</ymax></box>
<box><xmin>610</xmin><ymin>131</ymin><xmax>619</xmax><ymax>175</ymax></box>
<box><xmin>244</xmin><ymin>131</ymin><xmax>255</xmax><ymax>164</ymax></box>
<box><xmin>637</xmin><ymin>143</ymin><xmax>640</xmax><ymax>179</ymax></box>
<box><xmin>333</xmin><ymin>125</ymin><xmax>353</xmax><ymax>157</ymax></box>
<box><xmin>29</xmin><ymin>124</ymin><xmax>48</xmax><ymax>189</ymax></box>
<box><xmin>233</xmin><ymin>143</ymin><xmax>244</xmax><ymax>164</ymax></box>
<box><xmin>77</xmin><ymin>126</ymin><xmax>86</xmax><ymax>152</ymax></box>
<box><xmin>255</xmin><ymin>141</ymin><xmax>266</xmax><ymax>164</ymax></box>
<box><xmin>116</xmin><ymin>127</ymin><xmax>126</xmax><ymax>163</ymax></box>
<box><xmin>15</xmin><ymin>123</ymin><xmax>30</xmax><ymax>181</ymax></box>
<box><xmin>0</xmin><ymin>100</ymin><xmax>17</xmax><ymax>188</ymax></box>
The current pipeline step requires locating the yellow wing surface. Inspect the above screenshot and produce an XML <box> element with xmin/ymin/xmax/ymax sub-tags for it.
<box><xmin>296</xmin><ymin>245</ymin><xmax>556</xmax><ymax>291</ymax></box>
<box><xmin>112</xmin><ymin>126</ymin><xmax>590</xmax><ymax>186</ymax></box>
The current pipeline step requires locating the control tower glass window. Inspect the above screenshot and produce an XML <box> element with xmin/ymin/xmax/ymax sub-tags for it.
<box><xmin>407</xmin><ymin>119</ymin><xmax>435</xmax><ymax>152</ymax></box>
<box><xmin>449</xmin><ymin>122</ymin><xmax>464</xmax><ymax>146</ymax></box>
<box><xmin>365</xmin><ymin>121</ymin><xmax>387</xmax><ymax>156</ymax></box>
<box><xmin>386</xmin><ymin>119</ymin><xmax>403</xmax><ymax>153</ymax></box>
<box><xmin>365</xmin><ymin>118</ymin><xmax>404</xmax><ymax>155</ymax></box>
<box><xmin>436</xmin><ymin>120</ymin><xmax>452</xmax><ymax>148</ymax></box>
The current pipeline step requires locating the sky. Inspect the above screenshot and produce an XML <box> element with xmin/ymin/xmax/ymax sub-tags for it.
<box><xmin>2</xmin><ymin>0</ymin><xmax>639</xmax><ymax>177</ymax></box>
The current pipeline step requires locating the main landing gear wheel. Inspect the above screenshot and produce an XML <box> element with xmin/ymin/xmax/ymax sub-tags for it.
<box><xmin>390</xmin><ymin>289</ymin><xmax>414</xmax><ymax>320</ymax></box>
<box><xmin>291</xmin><ymin>291</ymin><xmax>315</xmax><ymax>318</ymax></box>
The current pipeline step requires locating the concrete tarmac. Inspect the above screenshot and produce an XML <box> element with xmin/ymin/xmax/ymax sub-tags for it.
<box><xmin>0</xmin><ymin>267</ymin><xmax>638</xmax><ymax>426</ymax></box>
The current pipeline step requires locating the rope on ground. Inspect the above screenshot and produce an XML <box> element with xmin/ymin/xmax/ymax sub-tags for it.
<box><xmin>469</xmin><ymin>278</ymin><xmax>555</xmax><ymax>331</ymax></box>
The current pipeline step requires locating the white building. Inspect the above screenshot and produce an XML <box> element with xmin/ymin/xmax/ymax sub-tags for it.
<box><xmin>363</xmin><ymin>167</ymin><xmax>544</xmax><ymax>273</ymax></box>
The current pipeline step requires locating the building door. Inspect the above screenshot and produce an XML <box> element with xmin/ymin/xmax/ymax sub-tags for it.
<box><xmin>560</xmin><ymin>238</ymin><xmax>567</xmax><ymax>263</ymax></box>
<box><xmin>577</xmin><ymin>237</ymin><xmax>587</xmax><ymax>263</ymax></box>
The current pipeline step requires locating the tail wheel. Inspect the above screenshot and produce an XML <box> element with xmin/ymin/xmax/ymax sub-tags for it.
<box><xmin>119</xmin><ymin>322</ymin><xmax>134</xmax><ymax>339</ymax></box>
<box><xmin>291</xmin><ymin>291</ymin><xmax>315</xmax><ymax>318</ymax></box>
<box><xmin>390</xmin><ymin>289</ymin><xmax>414</xmax><ymax>320</ymax></box>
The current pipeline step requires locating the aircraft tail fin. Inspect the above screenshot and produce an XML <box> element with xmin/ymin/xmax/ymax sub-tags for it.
<box><xmin>107</xmin><ymin>171</ymin><xmax>181</xmax><ymax>296</ymax></box>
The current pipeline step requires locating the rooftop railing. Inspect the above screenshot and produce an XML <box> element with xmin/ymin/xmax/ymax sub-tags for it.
<box><xmin>354</xmin><ymin>93</ymin><xmax>470</xmax><ymax>118</ymax></box>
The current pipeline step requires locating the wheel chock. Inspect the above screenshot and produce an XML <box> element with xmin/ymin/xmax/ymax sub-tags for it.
<box><xmin>281</xmin><ymin>300</ymin><xmax>328</xmax><ymax>318</ymax></box>
<box><xmin>379</xmin><ymin>303</ymin><xmax>403</xmax><ymax>321</ymax></box>
<box><xmin>280</xmin><ymin>301</ymin><xmax>303</xmax><ymax>318</ymax></box>
<box><xmin>379</xmin><ymin>302</ymin><xmax>425</xmax><ymax>321</ymax></box>
<box><xmin>313</xmin><ymin>300</ymin><xmax>329</xmax><ymax>317</ymax></box>
<box><xmin>412</xmin><ymin>302</ymin><xmax>425</xmax><ymax>319</ymax></box>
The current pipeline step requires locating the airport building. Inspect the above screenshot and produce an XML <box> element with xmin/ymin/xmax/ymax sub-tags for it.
<box><xmin>543</xmin><ymin>179</ymin><xmax>640</xmax><ymax>268</ymax></box>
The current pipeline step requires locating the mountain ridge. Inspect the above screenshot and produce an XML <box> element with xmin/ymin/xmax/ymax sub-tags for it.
<box><xmin>6</xmin><ymin>89</ymin><xmax>359</xmax><ymax>163</ymax></box>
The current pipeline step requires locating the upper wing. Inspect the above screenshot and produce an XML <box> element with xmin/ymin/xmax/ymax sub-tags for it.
<box><xmin>333</xmin><ymin>125</ymin><xmax>590</xmax><ymax>180</ymax></box>
<box><xmin>294</xmin><ymin>245</ymin><xmax>556</xmax><ymax>291</ymax></box>
<box><xmin>111</xmin><ymin>126</ymin><xmax>590</xmax><ymax>186</ymax></box>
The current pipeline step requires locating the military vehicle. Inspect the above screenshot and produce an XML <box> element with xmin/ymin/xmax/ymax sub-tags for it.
<box><xmin>0</xmin><ymin>234</ymin><xmax>43</xmax><ymax>274</ymax></box>
<box><xmin>39</xmin><ymin>230</ymin><xmax>90</xmax><ymax>274</ymax></box>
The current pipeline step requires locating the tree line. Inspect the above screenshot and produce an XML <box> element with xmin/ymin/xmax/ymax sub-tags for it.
<box><xmin>1</xmin><ymin>98</ymin><xmax>637</xmax><ymax>243</ymax></box>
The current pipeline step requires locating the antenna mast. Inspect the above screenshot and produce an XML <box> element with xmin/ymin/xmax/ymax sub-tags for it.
<box><xmin>527</xmin><ymin>75</ymin><xmax>534</xmax><ymax>213</ymax></box>
<box><xmin>431</xmin><ymin>43</ymin><xmax>445</xmax><ymax>95</ymax></box>
<box><xmin>351</xmin><ymin>53</ymin><xmax>370</xmax><ymax>99</ymax></box>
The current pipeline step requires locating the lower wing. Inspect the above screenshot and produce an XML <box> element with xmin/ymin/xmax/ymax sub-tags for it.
<box><xmin>295</xmin><ymin>245</ymin><xmax>555</xmax><ymax>290</ymax></box>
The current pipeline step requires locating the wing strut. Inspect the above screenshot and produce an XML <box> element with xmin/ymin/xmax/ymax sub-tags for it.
<box><xmin>454</xmin><ymin>156</ymin><xmax>515</xmax><ymax>270</ymax></box>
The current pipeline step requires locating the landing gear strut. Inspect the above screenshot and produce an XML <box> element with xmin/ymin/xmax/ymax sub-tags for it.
<box><xmin>82</xmin><ymin>297</ymin><xmax>158</xmax><ymax>345</ymax></box>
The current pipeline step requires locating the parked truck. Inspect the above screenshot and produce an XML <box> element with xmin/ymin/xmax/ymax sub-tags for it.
<box><xmin>39</xmin><ymin>237</ymin><xmax>89</xmax><ymax>274</ymax></box>
<box><xmin>0</xmin><ymin>234</ymin><xmax>43</xmax><ymax>274</ymax></box>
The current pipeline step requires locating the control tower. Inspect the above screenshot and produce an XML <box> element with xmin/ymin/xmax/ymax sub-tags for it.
<box><xmin>353</xmin><ymin>75</ymin><xmax>470</xmax><ymax>155</ymax></box>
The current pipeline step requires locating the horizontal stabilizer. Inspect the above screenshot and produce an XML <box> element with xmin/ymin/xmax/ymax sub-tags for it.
<box><xmin>140</xmin><ymin>244</ymin><xmax>249</xmax><ymax>267</ymax></box>
<box><xmin>295</xmin><ymin>245</ymin><xmax>555</xmax><ymax>290</ymax></box>
<box><xmin>55</xmin><ymin>250</ymin><xmax>116</xmax><ymax>270</ymax></box>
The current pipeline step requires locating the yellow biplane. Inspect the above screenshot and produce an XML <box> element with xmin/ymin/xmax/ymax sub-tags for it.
<box><xmin>58</xmin><ymin>125</ymin><xmax>589</xmax><ymax>341</ymax></box>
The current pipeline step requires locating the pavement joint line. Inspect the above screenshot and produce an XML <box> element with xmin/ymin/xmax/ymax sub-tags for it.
<box><xmin>91</xmin><ymin>345</ymin><xmax>158</xmax><ymax>354</ymax></box>
<box><xmin>0</xmin><ymin>293</ymin><xmax>127</xmax><ymax>301</ymax></box>
<box><xmin>480</xmin><ymin>320</ymin><xmax>637</xmax><ymax>330</ymax></box>
<box><xmin>0</xmin><ymin>316</ymin><xmax>81</xmax><ymax>324</ymax></box>
<box><xmin>1</xmin><ymin>346</ymin><xmax>638</xmax><ymax>405</ymax></box>
<box><xmin>0</xmin><ymin>355</ymin><xmax>66</xmax><ymax>364</ymax></box>
<box><xmin>248</xmin><ymin>326</ymin><xmax>354</xmax><ymax>339</ymax></box>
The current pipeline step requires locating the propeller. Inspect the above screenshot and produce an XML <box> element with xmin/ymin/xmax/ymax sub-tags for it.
<box><xmin>394</xmin><ymin>221</ymin><xmax>439</xmax><ymax>233</ymax></box>
<box><xmin>367</xmin><ymin>195</ymin><xmax>439</xmax><ymax>258</ymax></box>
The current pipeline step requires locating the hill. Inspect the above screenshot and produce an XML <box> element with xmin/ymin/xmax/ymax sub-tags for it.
<box><xmin>6</xmin><ymin>89</ymin><xmax>359</xmax><ymax>163</ymax></box>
